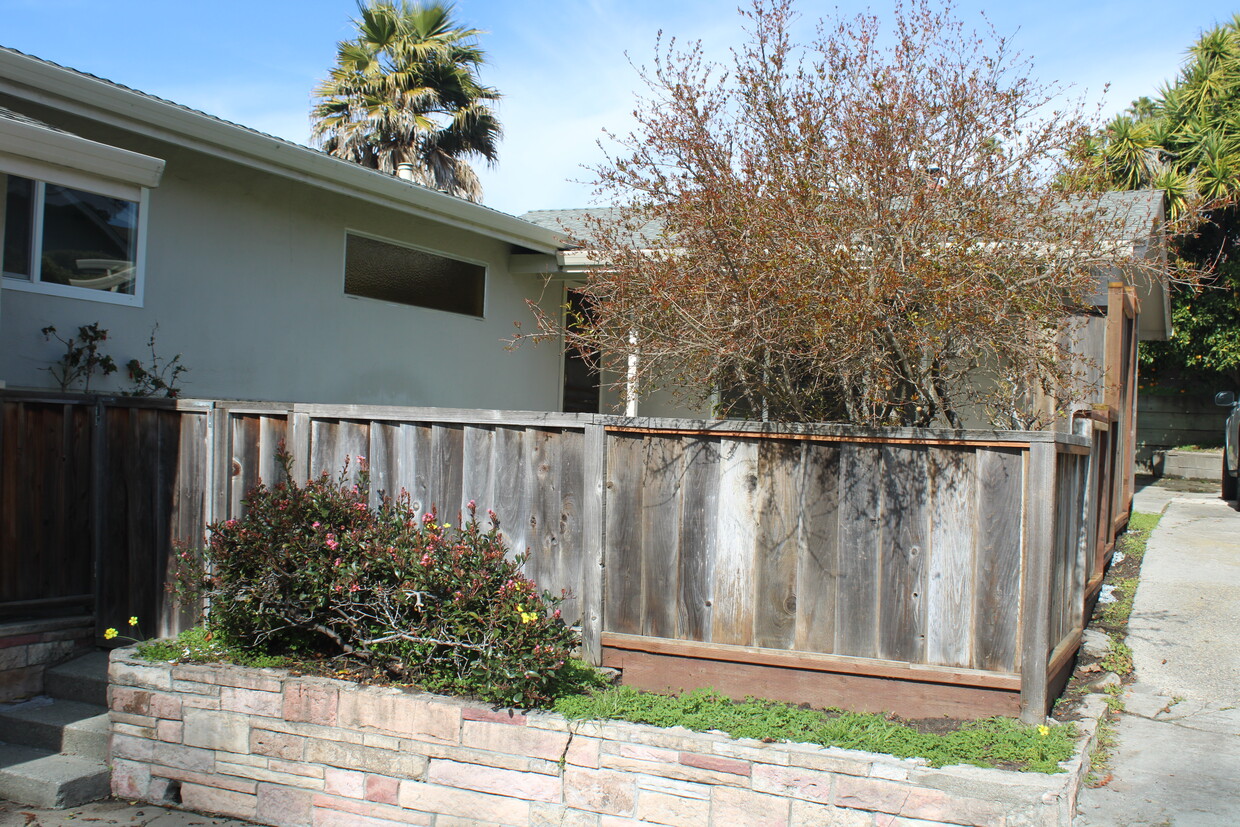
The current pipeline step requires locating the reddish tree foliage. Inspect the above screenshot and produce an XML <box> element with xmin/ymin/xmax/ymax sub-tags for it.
<box><xmin>531</xmin><ymin>0</ymin><xmax>1180</xmax><ymax>427</ymax></box>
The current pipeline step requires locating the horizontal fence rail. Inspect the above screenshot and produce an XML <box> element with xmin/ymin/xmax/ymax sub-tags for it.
<box><xmin>1</xmin><ymin>390</ymin><xmax>1108</xmax><ymax>722</ymax></box>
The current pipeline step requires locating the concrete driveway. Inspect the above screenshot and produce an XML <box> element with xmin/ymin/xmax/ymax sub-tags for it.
<box><xmin>1076</xmin><ymin>490</ymin><xmax>1240</xmax><ymax>826</ymax></box>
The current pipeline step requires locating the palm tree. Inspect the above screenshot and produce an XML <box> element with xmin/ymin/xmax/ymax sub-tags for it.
<box><xmin>1091</xmin><ymin>19</ymin><xmax>1240</xmax><ymax>217</ymax></box>
<box><xmin>312</xmin><ymin>1</ymin><xmax>501</xmax><ymax>202</ymax></box>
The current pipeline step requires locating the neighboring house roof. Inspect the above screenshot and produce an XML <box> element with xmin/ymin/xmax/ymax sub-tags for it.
<box><xmin>526</xmin><ymin>190</ymin><xmax>1166</xmax><ymax>250</ymax></box>
<box><xmin>1093</xmin><ymin>189</ymin><xmax>1165</xmax><ymax>243</ymax></box>
<box><xmin>0</xmin><ymin>46</ymin><xmax>567</xmax><ymax>255</ymax></box>
<box><xmin>521</xmin><ymin>207</ymin><xmax>666</xmax><ymax>249</ymax></box>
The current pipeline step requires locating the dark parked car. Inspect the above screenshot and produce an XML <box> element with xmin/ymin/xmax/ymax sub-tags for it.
<box><xmin>1216</xmin><ymin>391</ymin><xmax>1240</xmax><ymax>500</ymax></box>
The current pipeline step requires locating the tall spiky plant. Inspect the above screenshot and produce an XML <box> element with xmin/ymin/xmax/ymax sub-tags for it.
<box><xmin>312</xmin><ymin>0</ymin><xmax>501</xmax><ymax>202</ymax></box>
<box><xmin>1091</xmin><ymin>17</ymin><xmax>1240</xmax><ymax>387</ymax></box>
<box><xmin>1092</xmin><ymin>18</ymin><xmax>1240</xmax><ymax>217</ymax></box>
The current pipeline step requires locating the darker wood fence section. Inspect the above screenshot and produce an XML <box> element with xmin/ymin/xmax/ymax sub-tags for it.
<box><xmin>0</xmin><ymin>395</ymin><xmax>209</xmax><ymax>637</ymax></box>
<box><xmin>2</xmin><ymin>392</ymin><xmax>1112</xmax><ymax>722</ymax></box>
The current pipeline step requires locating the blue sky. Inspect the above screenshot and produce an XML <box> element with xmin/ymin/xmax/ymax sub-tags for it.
<box><xmin>1</xmin><ymin>1</ymin><xmax>1236</xmax><ymax>215</ymax></box>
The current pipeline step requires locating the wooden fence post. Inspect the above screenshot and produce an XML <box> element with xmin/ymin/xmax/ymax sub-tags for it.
<box><xmin>1074</xmin><ymin>418</ymin><xmax>1098</xmax><ymax>630</ymax></box>
<box><xmin>287</xmin><ymin>409</ymin><xmax>311</xmax><ymax>479</ymax></box>
<box><xmin>580</xmin><ymin>423</ymin><xmax>607</xmax><ymax>665</ymax></box>
<box><xmin>1019</xmin><ymin>441</ymin><xmax>1056</xmax><ymax>724</ymax></box>
<box><xmin>209</xmin><ymin>404</ymin><xmax>231</xmax><ymax>523</ymax></box>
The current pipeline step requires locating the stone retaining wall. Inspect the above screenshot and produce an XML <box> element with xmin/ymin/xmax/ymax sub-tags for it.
<box><xmin>0</xmin><ymin>616</ymin><xmax>94</xmax><ymax>701</ymax></box>
<box><xmin>108</xmin><ymin>650</ymin><xmax>1106</xmax><ymax>827</ymax></box>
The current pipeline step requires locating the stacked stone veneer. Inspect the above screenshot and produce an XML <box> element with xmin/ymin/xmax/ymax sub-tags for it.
<box><xmin>109</xmin><ymin>650</ymin><xmax>1102</xmax><ymax>827</ymax></box>
<box><xmin>0</xmin><ymin>616</ymin><xmax>94</xmax><ymax>701</ymax></box>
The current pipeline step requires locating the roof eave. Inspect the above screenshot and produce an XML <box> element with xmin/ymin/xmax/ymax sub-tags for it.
<box><xmin>0</xmin><ymin>48</ymin><xmax>568</xmax><ymax>255</ymax></box>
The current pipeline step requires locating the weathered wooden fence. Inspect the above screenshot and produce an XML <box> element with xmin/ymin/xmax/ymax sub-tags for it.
<box><xmin>2</xmin><ymin>391</ymin><xmax>1115</xmax><ymax>722</ymax></box>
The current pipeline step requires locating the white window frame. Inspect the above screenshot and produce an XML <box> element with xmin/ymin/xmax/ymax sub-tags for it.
<box><xmin>1</xmin><ymin>171</ymin><xmax>149</xmax><ymax>308</ymax></box>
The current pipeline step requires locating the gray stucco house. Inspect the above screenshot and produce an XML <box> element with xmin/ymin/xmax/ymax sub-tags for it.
<box><xmin>0</xmin><ymin>47</ymin><xmax>591</xmax><ymax>412</ymax></box>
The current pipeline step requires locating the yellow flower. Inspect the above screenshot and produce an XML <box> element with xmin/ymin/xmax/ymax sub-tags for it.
<box><xmin>1037</xmin><ymin>725</ymin><xmax>1050</xmax><ymax>737</ymax></box>
<box><xmin>104</xmin><ymin>628</ymin><xmax>118</xmax><ymax>640</ymax></box>
<box><xmin>128</xmin><ymin>616</ymin><xmax>139</xmax><ymax>627</ymax></box>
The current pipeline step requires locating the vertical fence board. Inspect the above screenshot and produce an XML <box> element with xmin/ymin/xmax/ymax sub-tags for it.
<box><xmin>640</xmin><ymin>436</ymin><xmax>683</xmax><ymax>639</ymax></box>
<box><xmin>712</xmin><ymin>438</ymin><xmax>759</xmax><ymax>646</ymax></box>
<box><xmin>66</xmin><ymin>405</ymin><xmax>94</xmax><ymax>605</ymax></box>
<box><xmin>256</xmin><ymin>415</ymin><xmax>286</xmax><ymax>487</ymax></box>
<box><xmin>230</xmin><ymin>415</ymin><xmax>260</xmax><ymax>516</ymax></box>
<box><xmin>96</xmin><ymin>407</ymin><xmax>130</xmax><ymax>634</ymax></box>
<box><xmin>754</xmin><ymin>440</ymin><xmax>801</xmax><ymax>650</ymax></box>
<box><xmin>836</xmin><ymin>445</ymin><xmax>881</xmax><ymax>658</ymax></box>
<box><xmin>604</xmin><ymin>433</ymin><xmax>645</xmax><ymax>635</ymax></box>
<box><xmin>556</xmin><ymin>429</ymin><xmax>585</xmax><ymax>625</ymax></box>
<box><xmin>430</xmin><ymin>424</ymin><xmax>464</xmax><ymax>521</ymax></box>
<box><xmin>461</xmin><ymin>425</ymin><xmax>496</xmax><ymax>518</ymax></box>
<box><xmin>0</xmin><ymin>403</ymin><xmax>17</xmax><ymax>605</ymax></box>
<box><xmin>878</xmin><ymin>445</ymin><xmax>929</xmax><ymax>663</ymax></box>
<box><xmin>287</xmin><ymin>412</ymin><xmax>311</xmax><ymax>483</ymax></box>
<box><xmin>525</xmin><ymin>429</ymin><xmax>562</xmax><ymax>604</ymax></box>
<box><xmin>368</xmin><ymin>420</ymin><xmax>400</xmax><ymax>505</ymax></box>
<box><xmin>169</xmin><ymin>411</ymin><xmax>208</xmax><ymax>633</ymax></box>
<box><xmin>795</xmin><ymin>442</ymin><xmax>840</xmax><ymax>654</ymax></box>
<box><xmin>973</xmin><ymin>447</ymin><xmax>1024</xmax><ymax>672</ymax></box>
<box><xmin>491</xmin><ymin>426</ymin><xmax>527</xmax><ymax>559</ymax></box>
<box><xmin>402</xmin><ymin>423</ymin><xmax>433</xmax><ymax>518</ymax></box>
<box><xmin>678</xmin><ymin>437</ymin><xmax>719</xmax><ymax>642</ymax></box>
<box><xmin>925</xmin><ymin>448</ymin><xmax>976</xmax><ymax>668</ymax></box>
<box><xmin>309</xmin><ymin>419</ymin><xmax>336</xmax><ymax>481</ymax></box>
<box><xmin>128</xmin><ymin>409</ymin><xmax>160</xmax><ymax>630</ymax></box>
<box><xmin>580</xmin><ymin>424</ymin><xmax>607</xmax><ymax>664</ymax></box>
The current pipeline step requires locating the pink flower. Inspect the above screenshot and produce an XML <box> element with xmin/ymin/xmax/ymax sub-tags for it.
<box><xmin>312</xmin><ymin>521</ymin><xmax>321</xmax><ymax>529</ymax></box>
<box><xmin>326</xmin><ymin>534</ymin><xmax>340</xmax><ymax>551</ymax></box>
<box><xmin>334</xmin><ymin>557</ymin><xmax>342</xmax><ymax>567</ymax></box>
<box><xmin>467</xmin><ymin>499</ymin><xmax>476</xmax><ymax>510</ymax></box>
<box><xmin>349</xmin><ymin>583</ymin><xmax>360</xmax><ymax>593</ymax></box>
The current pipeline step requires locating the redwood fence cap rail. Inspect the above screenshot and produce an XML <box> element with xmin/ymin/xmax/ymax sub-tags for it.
<box><xmin>0</xmin><ymin>388</ymin><xmax>1090</xmax><ymax>447</ymax></box>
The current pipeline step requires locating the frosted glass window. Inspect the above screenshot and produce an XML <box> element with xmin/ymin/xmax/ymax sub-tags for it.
<box><xmin>345</xmin><ymin>233</ymin><xmax>484</xmax><ymax>317</ymax></box>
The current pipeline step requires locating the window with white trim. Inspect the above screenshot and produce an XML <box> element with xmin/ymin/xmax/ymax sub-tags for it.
<box><xmin>2</xmin><ymin>172</ymin><xmax>142</xmax><ymax>303</ymax></box>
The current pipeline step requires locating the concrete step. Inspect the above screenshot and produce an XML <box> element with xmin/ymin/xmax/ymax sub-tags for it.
<box><xmin>0</xmin><ymin>741</ymin><xmax>109</xmax><ymax>808</ymax></box>
<box><xmin>0</xmin><ymin>697</ymin><xmax>109</xmax><ymax>757</ymax></box>
<box><xmin>44</xmin><ymin>650</ymin><xmax>109</xmax><ymax>707</ymax></box>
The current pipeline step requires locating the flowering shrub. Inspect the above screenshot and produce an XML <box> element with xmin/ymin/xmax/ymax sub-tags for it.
<box><xmin>173</xmin><ymin>449</ymin><xmax>581</xmax><ymax>707</ymax></box>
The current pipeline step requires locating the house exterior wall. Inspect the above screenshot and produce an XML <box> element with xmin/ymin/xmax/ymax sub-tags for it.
<box><xmin>0</xmin><ymin>99</ymin><xmax>563</xmax><ymax>411</ymax></box>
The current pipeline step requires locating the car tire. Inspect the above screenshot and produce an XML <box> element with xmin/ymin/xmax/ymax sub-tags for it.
<box><xmin>1224</xmin><ymin>454</ymin><xmax>1238</xmax><ymax>501</ymax></box>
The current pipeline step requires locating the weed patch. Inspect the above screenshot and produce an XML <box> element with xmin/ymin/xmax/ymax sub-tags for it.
<box><xmin>555</xmin><ymin>686</ymin><xmax>1075</xmax><ymax>773</ymax></box>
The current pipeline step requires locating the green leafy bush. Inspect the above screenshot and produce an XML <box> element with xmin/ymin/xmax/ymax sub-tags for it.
<box><xmin>173</xmin><ymin>449</ymin><xmax>581</xmax><ymax>707</ymax></box>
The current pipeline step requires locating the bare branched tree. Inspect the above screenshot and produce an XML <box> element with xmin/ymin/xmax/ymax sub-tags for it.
<box><xmin>528</xmin><ymin>0</ymin><xmax>1187</xmax><ymax>427</ymax></box>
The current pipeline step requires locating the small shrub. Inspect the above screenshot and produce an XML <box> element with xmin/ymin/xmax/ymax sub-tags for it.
<box><xmin>42</xmin><ymin>323</ymin><xmax>116</xmax><ymax>392</ymax></box>
<box><xmin>173</xmin><ymin>448</ymin><xmax>581</xmax><ymax>707</ymax></box>
<box><xmin>125</xmin><ymin>324</ymin><xmax>188</xmax><ymax>398</ymax></box>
